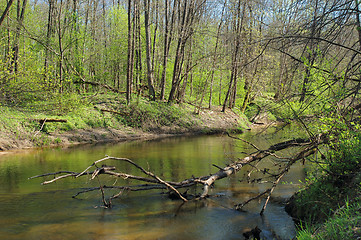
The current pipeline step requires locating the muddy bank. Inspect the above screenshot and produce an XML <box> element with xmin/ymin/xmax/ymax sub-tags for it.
<box><xmin>0</xmin><ymin>107</ymin><xmax>251</xmax><ymax>152</ymax></box>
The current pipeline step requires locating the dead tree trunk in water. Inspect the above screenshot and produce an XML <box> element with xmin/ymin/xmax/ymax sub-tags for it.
<box><xmin>30</xmin><ymin>133</ymin><xmax>327</xmax><ymax>213</ymax></box>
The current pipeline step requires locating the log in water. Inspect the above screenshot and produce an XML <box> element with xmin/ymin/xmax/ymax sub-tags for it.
<box><xmin>0</xmin><ymin>125</ymin><xmax>306</xmax><ymax>239</ymax></box>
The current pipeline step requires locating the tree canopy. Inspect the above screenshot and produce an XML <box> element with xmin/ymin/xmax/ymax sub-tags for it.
<box><xmin>0</xmin><ymin>0</ymin><xmax>360</xmax><ymax>124</ymax></box>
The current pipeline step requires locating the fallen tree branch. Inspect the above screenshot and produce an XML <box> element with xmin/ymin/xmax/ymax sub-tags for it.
<box><xmin>197</xmin><ymin>136</ymin><xmax>323</xmax><ymax>199</ymax></box>
<box><xmin>30</xmin><ymin>134</ymin><xmax>327</xmax><ymax>211</ymax></box>
<box><xmin>74</xmin><ymin>80</ymin><xmax>126</xmax><ymax>94</ymax></box>
<box><xmin>78</xmin><ymin>156</ymin><xmax>188</xmax><ymax>201</ymax></box>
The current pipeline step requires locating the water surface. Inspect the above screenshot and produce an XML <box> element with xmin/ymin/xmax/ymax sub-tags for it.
<box><xmin>0</xmin><ymin>124</ymin><xmax>307</xmax><ymax>239</ymax></box>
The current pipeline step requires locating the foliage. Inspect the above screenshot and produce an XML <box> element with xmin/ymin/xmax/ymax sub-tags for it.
<box><xmin>118</xmin><ymin>99</ymin><xmax>199</xmax><ymax>131</ymax></box>
<box><xmin>290</xmin><ymin>123</ymin><xmax>361</xmax><ymax>224</ymax></box>
<box><xmin>297</xmin><ymin>200</ymin><xmax>361</xmax><ymax>240</ymax></box>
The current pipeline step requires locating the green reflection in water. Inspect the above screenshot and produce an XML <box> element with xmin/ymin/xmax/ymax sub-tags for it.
<box><xmin>0</xmin><ymin>124</ymin><xmax>307</xmax><ymax>240</ymax></box>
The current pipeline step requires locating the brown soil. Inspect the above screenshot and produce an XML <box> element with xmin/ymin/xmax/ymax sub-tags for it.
<box><xmin>0</xmin><ymin>107</ymin><xmax>251</xmax><ymax>153</ymax></box>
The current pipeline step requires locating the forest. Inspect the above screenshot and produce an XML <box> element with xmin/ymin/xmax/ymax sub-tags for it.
<box><xmin>2</xmin><ymin>0</ymin><xmax>361</xmax><ymax>239</ymax></box>
<box><xmin>1</xmin><ymin>0</ymin><xmax>360</xmax><ymax>115</ymax></box>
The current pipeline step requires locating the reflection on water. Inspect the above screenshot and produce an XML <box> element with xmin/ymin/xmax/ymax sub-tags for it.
<box><xmin>0</xmin><ymin>124</ymin><xmax>307</xmax><ymax>239</ymax></box>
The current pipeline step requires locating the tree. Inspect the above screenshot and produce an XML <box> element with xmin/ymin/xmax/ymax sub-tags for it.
<box><xmin>143</xmin><ymin>0</ymin><xmax>155</xmax><ymax>101</ymax></box>
<box><xmin>126</xmin><ymin>0</ymin><xmax>134</xmax><ymax>104</ymax></box>
<box><xmin>0</xmin><ymin>0</ymin><xmax>14</xmax><ymax>27</ymax></box>
<box><xmin>10</xmin><ymin>0</ymin><xmax>27</xmax><ymax>73</ymax></box>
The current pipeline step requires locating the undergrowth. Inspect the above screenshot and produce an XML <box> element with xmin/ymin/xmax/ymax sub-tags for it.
<box><xmin>297</xmin><ymin>200</ymin><xmax>361</xmax><ymax>240</ymax></box>
<box><xmin>288</xmin><ymin>121</ymin><xmax>361</xmax><ymax>239</ymax></box>
<box><xmin>0</xmin><ymin>93</ymin><xmax>247</xmax><ymax>148</ymax></box>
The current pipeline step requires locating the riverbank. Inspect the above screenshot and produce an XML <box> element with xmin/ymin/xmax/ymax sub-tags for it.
<box><xmin>0</xmin><ymin>100</ymin><xmax>251</xmax><ymax>151</ymax></box>
<box><xmin>285</xmin><ymin>128</ymin><xmax>361</xmax><ymax>239</ymax></box>
<box><xmin>287</xmin><ymin>172</ymin><xmax>361</xmax><ymax>239</ymax></box>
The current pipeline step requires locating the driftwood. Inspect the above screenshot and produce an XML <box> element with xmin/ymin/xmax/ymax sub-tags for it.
<box><xmin>38</xmin><ymin>119</ymin><xmax>67</xmax><ymax>123</ymax></box>
<box><xmin>30</xmin><ymin>134</ymin><xmax>327</xmax><ymax>212</ymax></box>
<box><xmin>97</xmin><ymin>108</ymin><xmax>129</xmax><ymax>116</ymax></box>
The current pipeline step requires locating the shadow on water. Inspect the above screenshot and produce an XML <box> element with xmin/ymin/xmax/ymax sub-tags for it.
<box><xmin>0</xmin><ymin>124</ymin><xmax>308</xmax><ymax>239</ymax></box>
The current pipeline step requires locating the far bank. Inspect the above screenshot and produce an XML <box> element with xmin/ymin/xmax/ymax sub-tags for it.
<box><xmin>0</xmin><ymin>99</ymin><xmax>251</xmax><ymax>151</ymax></box>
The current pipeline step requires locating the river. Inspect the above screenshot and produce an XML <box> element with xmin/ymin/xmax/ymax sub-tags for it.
<box><xmin>0</xmin><ymin>124</ymin><xmax>306</xmax><ymax>239</ymax></box>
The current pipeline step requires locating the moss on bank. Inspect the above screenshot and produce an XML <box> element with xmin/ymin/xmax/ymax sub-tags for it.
<box><xmin>0</xmin><ymin>95</ymin><xmax>250</xmax><ymax>150</ymax></box>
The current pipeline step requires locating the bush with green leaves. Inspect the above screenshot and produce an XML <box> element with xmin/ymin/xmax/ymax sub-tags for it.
<box><xmin>290</xmin><ymin>123</ymin><xmax>361</xmax><ymax>224</ymax></box>
<box><xmin>119</xmin><ymin>100</ymin><xmax>197</xmax><ymax>130</ymax></box>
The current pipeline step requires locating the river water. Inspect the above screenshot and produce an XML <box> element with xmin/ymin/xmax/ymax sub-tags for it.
<box><xmin>0</xmin><ymin>125</ymin><xmax>306</xmax><ymax>239</ymax></box>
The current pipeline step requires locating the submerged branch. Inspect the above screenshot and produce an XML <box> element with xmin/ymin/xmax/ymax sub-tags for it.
<box><xmin>30</xmin><ymin>134</ymin><xmax>327</xmax><ymax>212</ymax></box>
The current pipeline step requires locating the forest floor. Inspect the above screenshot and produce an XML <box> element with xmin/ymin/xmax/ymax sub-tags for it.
<box><xmin>0</xmin><ymin>103</ymin><xmax>252</xmax><ymax>152</ymax></box>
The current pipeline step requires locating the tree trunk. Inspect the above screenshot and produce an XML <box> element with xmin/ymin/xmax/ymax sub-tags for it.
<box><xmin>10</xmin><ymin>0</ymin><xmax>27</xmax><ymax>73</ymax></box>
<box><xmin>355</xmin><ymin>0</ymin><xmax>361</xmax><ymax>50</ymax></box>
<box><xmin>300</xmin><ymin>0</ymin><xmax>319</xmax><ymax>102</ymax></box>
<box><xmin>168</xmin><ymin>0</ymin><xmax>195</xmax><ymax>103</ymax></box>
<box><xmin>44</xmin><ymin>0</ymin><xmax>55</xmax><ymax>73</ymax></box>
<box><xmin>222</xmin><ymin>0</ymin><xmax>244</xmax><ymax>112</ymax></box>
<box><xmin>0</xmin><ymin>0</ymin><xmax>15</xmax><ymax>27</ymax></box>
<box><xmin>57</xmin><ymin>0</ymin><xmax>64</xmax><ymax>93</ymax></box>
<box><xmin>143</xmin><ymin>0</ymin><xmax>156</xmax><ymax>101</ymax></box>
<box><xmin>126</xmin><ymin>0</ymin><xmax>135</xmax><ymax>104</ymax></box>
<box><xmin>209</xmin><ymin>0</ymin><xmax>226</xmax><ymax>109</ymax></box>
<box><xmin>160</xmin><ymin>0</ymin><xmax>177</xmax><ymax>100</ymax></box>
<box><xmin>134</xmin><ymin>0</ymin><xmax>142</xmax><ymax>93</ymax></box>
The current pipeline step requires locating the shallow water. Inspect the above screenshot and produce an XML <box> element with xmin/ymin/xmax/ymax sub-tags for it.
<box><xmin>0</xmin><ymin>124</ymin><xmax>307</xmax><ymax>239</ymax></box>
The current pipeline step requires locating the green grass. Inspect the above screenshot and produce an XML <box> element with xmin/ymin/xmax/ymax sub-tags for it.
<box><xmin>118</xmin><ymin>99</ymin><xmax>200</xmax><ymax>130</ymax></box>
<box><xmin>297</xmin><ymin>200</ymin><xmax>361</xmax><ymax>240</ymax></box>
<box><xmin>291</xmin><ymin>127</ymin><xmax>361</xmax><ymax>239</ymax></box>
<box><xmin>0</xmin><ymin>93</ymin><xmax>250</xmax><ymax>148</ymax></box>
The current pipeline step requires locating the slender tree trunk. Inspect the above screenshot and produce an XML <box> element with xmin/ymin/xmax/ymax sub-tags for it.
<box><xmin>57</xmin><ymin>0</ymin><xmax>64</xmax><ymax>93</ymax></box>
<box><xmin>126</xmin><ymin>0</ymin><xmax>135</xmax><ymax>104</ymax></box>
<box><xmin>0</xmin><ymin>0</ymin><xmax>15</xmax><ymax>27</ymax></box>
<box><xmin>151</xmin><ymin>0</ymin><xmax>158</xmax><ymax>76</ymax></box>
<box><xmin>222</xmin><ymin>50</ymin><xmax>238</xmax><ymax>112</ymax></box>
<box><xmin>241</xmin><ymin>61</ymin><xmax>258</xmax><ymax>113</ymax></box>
<box><xmin>300</xmin><ymin>0</ymin><xmax>319</xmax><ymax>102</ymax></box>
<box><xmin>10</xmin><ymin>0</ymin><xmax>27</xmax><ymax>73</ymax></box>
<box><xmin>143</xmin><ymin>0</ymin><xmax>156</xmax><ymax>100</ymax></box>
<box><xmin>178</xmin><ymin>38</ymin><xmax>192</xmax><ymax>103</ymax></box>
<box><xmin>44</xmin><ymin>0</ymin><xmax>54</xmax><ymax>74</ymax></box>
<box><xmin>355</xmin><ymin>0</ymin><xmax>361</xmax><ymax>50</ymax></box>
<box><xmin>102</xmin><ymin>0</ymin><xmax>108</xmax><ymax>82</ymax></box>
<box><xmin>168</xmin><ymin>0</ymin><xmax>189</xmax><ymax>103</ymax></box>
<box><xmin>135</xmin><ymin>0</ymin><xmax>142</xmax><ymax>93</ymax></box>
<box><xmin>209</xmin><ymin>0</ymin><xmax>226</xmax><ymax>109</ymax></box>
<box><xmin>160</xmin><ymin>0</ymin><xmax>177</xmax><ymax>100</ymax></box>
<box><xmin>222</xmin><ymin>0</ymin><xmax>244</xmax><ymax>112</ymax></box>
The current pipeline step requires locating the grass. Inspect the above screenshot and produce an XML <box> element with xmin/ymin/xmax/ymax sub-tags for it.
<box><xmin>0</xmin><ymin>93</ymin><xmax>249</xmax><ymax>148</ymax></box>
<box><xmin>289</xmin><ymin>128</ymin><xmax>361</xmax><ymax>239</ymax></box>
<box><xmin>297</xmin><ymin>200</ymin><xmax>361</xmax><ymax>239</ymax></box>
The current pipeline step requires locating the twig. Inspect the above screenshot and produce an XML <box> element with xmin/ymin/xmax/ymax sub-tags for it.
<box><xmin>76</xmin><ymin>156</ymin><xmax>188</xmax><ymax>202</ymax></box>
<box><xmin>226</xmin><ymin>132</ymin><xmax>261</xmax><ymax>151</ymax></box>
<box><xmin>235</xmin><ymin>189</ymin><xmax>271</xmax><ymax>210</ymax></box>
<box><xmin>34</xmin><ymin>118</ymin><xmax>47</xmax><ymax>137</ymax></box>
<box><xmin>28</xmin><ymin>171</ymin><xmax>78</xmax><ymax>179</ymax></box>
